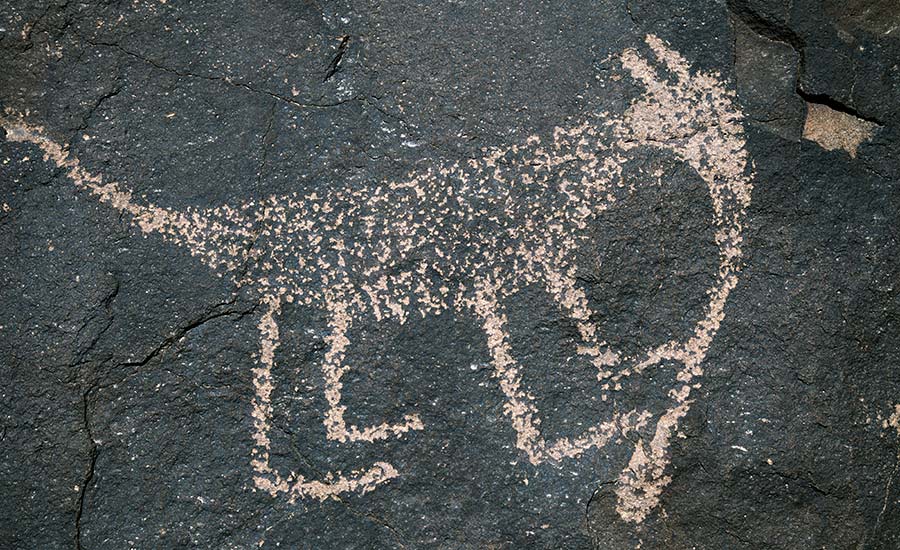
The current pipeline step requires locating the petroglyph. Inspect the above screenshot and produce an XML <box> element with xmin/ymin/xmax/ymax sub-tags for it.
<box><xmin>888</xmin><ymin>405</ymin><xmax>900</xmax><ymax>436</ymax></box>
<box><xmin>1</xmin><ymin>35</ymin><xmax>752</xmax><ymax>521</ymax></box>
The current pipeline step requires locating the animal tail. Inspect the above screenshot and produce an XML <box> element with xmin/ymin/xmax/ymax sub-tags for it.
<box><xmin>0</xmin><ymin>111</ymin><xmax>256</xmax><ymax>273</ymax></box>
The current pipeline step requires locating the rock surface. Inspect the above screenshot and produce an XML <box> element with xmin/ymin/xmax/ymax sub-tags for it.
<box><xmin>1</xmin><ymin>1</ymin><xmax>898</xmax><ymax>548</ymax></box>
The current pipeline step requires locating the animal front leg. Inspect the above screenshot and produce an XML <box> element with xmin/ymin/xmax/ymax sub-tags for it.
<box><xmin>470</xmin><ymin>279</ymin><xmax>546</xmax><ymax>464</ymax></box>
<box><xmin>320</xmin><ymin>294</ymin><xmax>425</xmax><ymax>443</ymax></box>
<box><xmin>540</xmin><ymin>259</ymin><xmax>619</xmax><ymax>381</ymax></box>
<box><xmin>473</xmin><ymin>277</ymin><xmax>624</xmax><ymax>465</ymax></box>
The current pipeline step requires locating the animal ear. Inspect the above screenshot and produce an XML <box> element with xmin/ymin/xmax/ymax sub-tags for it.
<box><xmin>615</xmin><ymin>35</ymin><xmax>751</xmax><ymax>205</ymax></box>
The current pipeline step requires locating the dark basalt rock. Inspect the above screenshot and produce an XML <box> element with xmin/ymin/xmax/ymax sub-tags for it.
<box><xmin>1</xmin><ymin>1</ymin><xmax>898</xmax><ymax>549</ymax></box>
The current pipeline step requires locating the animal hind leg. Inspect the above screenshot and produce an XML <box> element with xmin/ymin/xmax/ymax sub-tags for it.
<box><xmin>250</xmin><ymin>295</ymin><xmax>399</xmax><ymax>502</ymax></box>
<box><xmin>320</xmin><ymin>293</ymin><xmax>425</xmax><ymax>443</ymax></box>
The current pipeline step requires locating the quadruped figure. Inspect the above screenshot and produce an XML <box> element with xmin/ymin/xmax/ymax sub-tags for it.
<box><xmin>1</xmin><ymin>35</ymin><xmax>752</xmax><ymax>523</ymax></box>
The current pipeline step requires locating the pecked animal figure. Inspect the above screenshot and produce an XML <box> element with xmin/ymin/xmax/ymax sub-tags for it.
<box><xmin>1</xmin><ymin>35</ymin><xmax>752</xmax><ymax>521</ymax></box>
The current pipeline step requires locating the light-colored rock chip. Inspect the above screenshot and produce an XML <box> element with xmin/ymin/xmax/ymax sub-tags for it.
<box><xmin>802</xmin><ymin>102</ymin><xmax>877</xmax><ymax>158</ymax></box>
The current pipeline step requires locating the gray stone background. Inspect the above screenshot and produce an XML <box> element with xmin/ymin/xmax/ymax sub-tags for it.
<box><xmin>1</xmin><ymin>0</ymin><xmax>899</xmax><ymax>548</ymax></box>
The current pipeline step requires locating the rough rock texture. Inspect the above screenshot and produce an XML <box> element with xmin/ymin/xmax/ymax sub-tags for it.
<box><xmin>1</xmin><ymin>1</ymin><xmax>898</xmax><ymax>549</ymax></box>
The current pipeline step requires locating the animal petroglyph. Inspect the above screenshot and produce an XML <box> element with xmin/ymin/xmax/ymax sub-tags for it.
<box><xmin>1</xmin><ymin>35</ymin><xmax>752</xmax><ymax>522</ymax></box>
